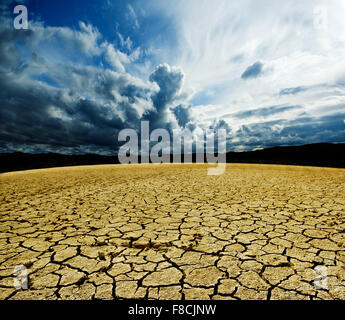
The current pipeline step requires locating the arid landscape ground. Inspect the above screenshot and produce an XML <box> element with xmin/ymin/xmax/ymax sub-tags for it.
<box><xmin>0</xmin><ymin>163</ymin><xmax>344</xmax><ymax>300</ymax></box>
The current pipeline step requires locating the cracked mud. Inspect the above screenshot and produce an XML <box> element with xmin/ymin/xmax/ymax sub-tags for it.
<box><xmin>0</xmin><ymin>163</ymin><xmax>345</xmax><ymax>300</ymax></box>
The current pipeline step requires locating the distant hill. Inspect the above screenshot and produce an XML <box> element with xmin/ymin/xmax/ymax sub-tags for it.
<box><xmin>225</xmin><ymin>143</ymin><xmax>345</xmax><ymax>168</ymax></box>
<box><xmin>0</xmin><ymin>153</ymin><xmax>119</xmax><ymax>173</ymax></box>
<box><xmin>0</xmin><ymin>143</ymin><xmax>344</xmax><ymax>173</ymax></box>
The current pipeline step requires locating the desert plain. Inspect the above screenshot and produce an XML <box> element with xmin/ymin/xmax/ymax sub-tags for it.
<box><xmin>0</xmin><ymin>163</ymin><xmax>344</xmax><ymax>300</ymax></box>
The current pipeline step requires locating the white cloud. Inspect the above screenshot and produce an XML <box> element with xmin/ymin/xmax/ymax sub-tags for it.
<box><xmin>145</xmin><ymin>0</ymin><xmax>345</xmax><ymax>122</ymax></box>
<box><xmin>105</xmin><ymin>44</ymin><xmax>128</xmax><ymax>73</ymax></box>
<box><xmin>104</xmin><ymin>41</ymin><xmax>141</xmax><ymax>73</ymax></box>
<box><xmin>127</xmin><ymin>4</ymin><xmax>140</xmax><ymax>29</ymax></box>
<box><xmin>117</xmin><ymin>32</ymin><xmax>133</xmax><ymax>51</ymax></box>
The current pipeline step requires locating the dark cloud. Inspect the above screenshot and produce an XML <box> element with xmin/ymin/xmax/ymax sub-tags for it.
<box><xmin>231</xmin><ymin>112</ymin><xmax>345</xmax><ymax>150</ymax></box>
<box><xmin>0</xmin><ymin>18</ymin><xmax>193</xmax><ymax>154</ymax></box>
<box><xmin>210</xmin><ymin>120</ymin><xmax>231</xmax><ymax>133</ymax></box>
<box><xmin>149</xmin><ymin>63</ymin><xmax>184</xmax><ymax>111</ymax></box>
<box><xmin>229</xmin><ymin>105</ymin><xmax>302</xmax><ymax>119</ymax></box>
<box><xmin>279</xmin><ymin>86</ymin><xmax>308</xmax><ymax>96</ymax></box>
<box><xmin>0</xmin><ymin>75</ymin><xmax>125</xmax><ymax>152</ymax></box>
<box><xmin>172</xmin><ymin>104</ymin><xmax>192</xmax><ymax>127</ymax></box>
<box><xmin>143</xmin><ymin>63</ymin><xmax>184</xmax><ymax>129</ymax></box>
<box><xmin>0</xmin><ymin>22</ymin><xmax>157</xmax><ymax>154</ymax></box>
<box><xmin>241</xmin><ymin>61</ymin><xmax>264</xmax><ymax>80</ymax></box>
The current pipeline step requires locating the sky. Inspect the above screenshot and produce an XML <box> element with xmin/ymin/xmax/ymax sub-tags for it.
<box><xmin>0</xmin><ymin>0</ymin><xmax>345</xmax><ymax>154</ymax></box>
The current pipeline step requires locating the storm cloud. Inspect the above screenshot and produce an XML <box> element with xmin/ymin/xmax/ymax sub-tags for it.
<box><xmin>171</xmin><ymin>104</ymin><xmax>192</xmax><ymax>128</ymax></box>
<box><xmin>0</xmin><ymin>20</ymin><xmax>160</xmax><ymax>154</ymax></box>
<box><xmin>1</xmin><ymin>0</ymin><xmax>345</xmax><ymax>155</ymax></box>
<box><xmin>142</xmin><ymin>64</ymin><xmax>185</xmax><ymax>129</ymax></box>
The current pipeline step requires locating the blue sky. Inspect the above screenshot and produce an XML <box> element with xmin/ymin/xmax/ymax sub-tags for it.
<box><xmin>0</xmin><ymin>0</ymin><xmax>345</xmax><ymax>154</ymax></box>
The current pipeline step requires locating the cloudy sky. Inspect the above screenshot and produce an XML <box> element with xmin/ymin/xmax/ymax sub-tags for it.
<box><xmin>1</xmin><ymin>0</ymin><xmax>345</xmax><ymax>154</ymax></box>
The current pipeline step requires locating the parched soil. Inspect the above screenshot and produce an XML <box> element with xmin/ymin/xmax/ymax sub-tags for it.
<box><xmin>0</xmin><ymin>163</ymin><xmax>344</xmax><ymax>300</ymax></box>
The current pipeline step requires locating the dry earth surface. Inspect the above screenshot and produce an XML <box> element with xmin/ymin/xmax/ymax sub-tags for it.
<box><xmin>0</xmin><ymin>163</ymin><xmax>344</xmax><ymax>300</ymax></box>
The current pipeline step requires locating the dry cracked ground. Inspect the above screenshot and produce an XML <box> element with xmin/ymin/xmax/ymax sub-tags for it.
<box><xmin>0</xmin><ymin>163</ymin><xmax>345</xmax><ymax>300</ymax></box>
